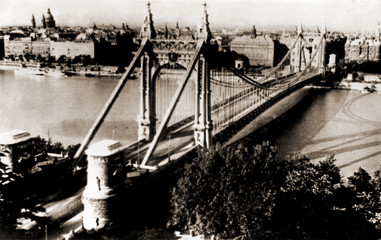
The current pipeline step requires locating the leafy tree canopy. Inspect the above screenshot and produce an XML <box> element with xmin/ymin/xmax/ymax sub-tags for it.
<box><xmin>169</xmin><ymin>142</ymin><xmax>381</xmax><ymax>239</ymax></box>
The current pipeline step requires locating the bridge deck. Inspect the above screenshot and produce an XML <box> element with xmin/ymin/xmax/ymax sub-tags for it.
<box><xmin>128</xmin><ymin>72</ymin><xmax>322</xmax><ymax>168</ymax></box>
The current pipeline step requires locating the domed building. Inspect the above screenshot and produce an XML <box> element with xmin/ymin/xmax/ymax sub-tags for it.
<box><xmin>45</xmin><ymin>8</ymin><xmax>56</xmax><ymax>29</ymax></box>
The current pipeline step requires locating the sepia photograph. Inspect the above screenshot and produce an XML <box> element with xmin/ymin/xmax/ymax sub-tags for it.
<box><xmin>1</xmin><ymin>0</ymin><xmax>381</xmax><ymax>239</ymax></box>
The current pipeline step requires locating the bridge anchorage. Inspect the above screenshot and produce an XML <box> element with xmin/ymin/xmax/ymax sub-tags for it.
<box><xmin>69</xmin><ymin>1</ymin><xmax>328</xmax><ymax>232</ymax></box>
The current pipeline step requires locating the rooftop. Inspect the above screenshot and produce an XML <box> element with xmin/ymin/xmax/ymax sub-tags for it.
<box><xmin>85</xmin><ymin>139</ymin><xmax>126</xmax><ymax>157</ymax></box>
<box><xmin>230</xmin><ymin>34</ymin><xmax>274</xmax><ymax>46</ymax></box>
<box><xmin>0</xmin><ymin>130</ymin><xmax>36</xmax><ymax>145</ymax></box>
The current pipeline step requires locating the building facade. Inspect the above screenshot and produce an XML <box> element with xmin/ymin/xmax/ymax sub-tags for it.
<box><xmin>230</xmin><ymin>26</ymin><xmax>275</xmax><ymax>67</ymax></box>
<box><xmin>50</xmin><ymin>40</ymin><xmax>95</xmax><ymax>59</ymax></box>
<box><xmin>31</xmin><ymin>39</ymin><xmax>51</xmax><ymax>57</ymax></box>
<box><xmin>345</xmin><ymin>23</ymin><xmax>381</xmax><ymax>63</ymax></box>
<box><xmin>0</xmin><ymin>37</ymin><xmax>4</xmax><ymax>59</ymax></box>
<box><xmin>345</xmin><ymin>38</ymin><xmax>380</xmax><ymax>63</ymax></box>
<box><xmin>4</xmin><ymin>35</ymin><xmax>32</xmax><ymax>57</ymax></box>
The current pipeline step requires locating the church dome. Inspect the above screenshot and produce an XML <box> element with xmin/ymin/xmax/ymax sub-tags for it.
<box><xmin>46</xmin><ymin>8</ymin><xmax>54</xmax><ymax>21</ymax></box>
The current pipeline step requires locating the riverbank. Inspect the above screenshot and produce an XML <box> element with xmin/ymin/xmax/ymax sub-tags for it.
<box><xmin>0</xmin><ymin>60</ymin><xmax>38</xmax><ymax>69</ymax></box>
<box><xmin>336</xmin><ymin>72</ymin><xmax>381</xmax><ymax>92</ymax></box>
<box><xmin>0</xmin><ymin>60</ymin><xmax>130</xmax><ymax>78</ymax></box>
<box><xmin>336</xmin><ymin>80</ymin><xmax>381</xmax><ymax>93</ymax></box>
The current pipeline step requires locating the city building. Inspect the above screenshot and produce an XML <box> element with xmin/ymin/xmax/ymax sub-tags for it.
<box><xmin>344</xmin><ymin>23</ymin><xmax>381</xmax><ymax>63</ymax></box>
<box><xmin>31</xmin><ymin>38</ymin><xmax>51</xmax><ymax>57</ymax></box>
<box><xmin>230</xmin><ymin>26</ymin><xmax>275</xmax><ymax>67</ymax></box>
<box><xmin>44</xmin><ymin>8</ymin><xmax>56</xmax><ymax>29</ymax></box>
<box><xmin>0</xmin><ymin>36</ymin><xmax>4</xmax><ymax>59</ymax></box>
<box><xmin>50</xmin><ymin>40</ymin><xmax>95</xmax><ymax>59</ymax></box>
<box><xmin>0</xmin><ymin>130</ymin><xmax>36</xmax><ymax>171</ymax></box>
<box><xmin>157</xmin><ymin>23</ymin><xmax>195</xmax><ymax>40</ymax></box>
<box><xmin>4</xmin><ymin>35</ymin><xmax>32</xmax><ymax>58</ymax></box>
<box><xmin>345</xmin><ymin>37</ymin><xmax>380</xmax><ymax>63</ymax></box>
<box><xmin>0</xmin><ymin>7</ymin><xmax>136</xmax><ymax>66</ymax></box>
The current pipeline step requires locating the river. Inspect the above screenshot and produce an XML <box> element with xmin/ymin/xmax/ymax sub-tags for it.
<box><xmin>247</xmin><ymin>88</ymin><xmax>381</xmax><ymax>179</ymax></box>
<box><xmin>0</xmin><ymin>68</ymin><xmax>140</xmax><ymax>146</ymax></box>
<box><xmin>1</xmin><ymin>68</ymin><xmax>381</xmax><ymax>178</ymax></box>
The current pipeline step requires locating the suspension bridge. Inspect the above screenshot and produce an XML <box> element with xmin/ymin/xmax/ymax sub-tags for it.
<box><xmin>19</xmin><ymin>2</ymin><xmax>329</xmax><ymax>236</ymax></box>
<box><xmin>72</xmin><ymin>2</ymin><xmax>327</xmax><ymax>171</ymax></box>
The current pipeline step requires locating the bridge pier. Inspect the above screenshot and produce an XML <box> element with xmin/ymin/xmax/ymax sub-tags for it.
<box><xmin>194</xmin><ymin>54</ymin><xmax>212</xmax><ymax>148</ymax></box>
<box><xmin>82</xmin><ymin>140</ymin><xmax>125</xmax><ymax>231</ymax></box>
<box><xmin>138</xmin><ymin>52</ymin><xmax>156</xmax><ymax>141</ymax></box>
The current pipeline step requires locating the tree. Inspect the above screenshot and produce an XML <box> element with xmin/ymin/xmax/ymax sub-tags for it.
<box><xmin>57</xmin><ymin>55</ymin><xmax>67</xmax><ymax>64</ymax></box>
<box><xmin>271</xmin><ymin>156</ymin><xmax>343</xmax><ymax>239</ymax></box>
<box><xmin>66</xmin><ymin>144</ymin><xmax>80</xmax><ymax>159</ymax></box>
<box><xmin>72</xmin><ymin>55</ymin><xmax>82</xmax><ymax>64</ymax></box>
<box><xmin>36</xmin><ymin>54</ymin><xmax>42</xmax><ymax>62</ymax></box>
<box><xmin>31</xmin><ymin>136</ymin><xmax>65</xmax><ymax>155</ymax></box>
<box><xmin>47</xmin><ymin>55</ymin><xmax>56</xmax><ymax>63</ymax></box>
<box><xmin>0</xmin><ymin>163</ymin><xmax>24</xmax><ymax>238</ymax></box>
<box><xmin>117</xmin><ymin>65</ymin><xmax>126</xmax><ymax>73</ymax></box>
<box><xmin>347</xmin><ymin>168</ymin><xmax>381</xmax><ymax>228</ymax></box>
<box><xmin>169</xmin><ymin>143</ymin><xmax>381</xmax><ymax>239</ymax></box>
<box><xmin>82</xmin><ymin>55</ymin><xmax>92</xmax><ymax>66</ymax></box>
<box><xmin>169</xmin><ymin>142</ymin><xmax>290</xmax><ymax>239</ymax></box>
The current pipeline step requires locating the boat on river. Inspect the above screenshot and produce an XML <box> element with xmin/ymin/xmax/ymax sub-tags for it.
<box><xmin>14</xmin><ymin>66</ymin><xmax>47</xmax><ymax>76</ymax></box>
<box><xmin>14</xmin><ymin>64</ymin><xmax>64</xmax><ymax>77</ymax></box>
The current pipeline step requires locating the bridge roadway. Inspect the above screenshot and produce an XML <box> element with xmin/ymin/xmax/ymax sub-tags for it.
<box><xmin>125</xmin><ymin>71</ymin><xmax>321</xmax><ymax>168</ymax></box>
<box><xmin>29</xmin><ymin>71</ymin><xmax>322</xmax><ymax>238</ymax></box>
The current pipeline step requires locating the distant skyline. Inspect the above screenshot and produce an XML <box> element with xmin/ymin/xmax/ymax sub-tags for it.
<box><xmin>1</xmin><ymin>0</ymin><xmax>381</xmax><ymax>32</ymax></box>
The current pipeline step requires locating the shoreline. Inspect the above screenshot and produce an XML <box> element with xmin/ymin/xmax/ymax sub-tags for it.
<box><xmin>0</xmin><ymin>61</ymin><xmax>131</xmax><ymax>78</ymax></box>
<box><xmin>335</xmin><ymin>80</ymin><xmax>381</xmax><ymax>93</ymax></box>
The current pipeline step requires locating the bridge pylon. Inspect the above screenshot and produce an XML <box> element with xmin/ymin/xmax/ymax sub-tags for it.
<box><xmin>319</xmin><ymin>24</ymin><xmax>327</xmax><ymax>75</ymax></box>
<box><xmin>194</xmin><ymin>2</ymin><xmax>213</xmax><ymax>148</ymax></box>
<box><xmin>138</xmin><ymin>2</ymin><xmax>157</xmax><ymax>141</ymax></box>
<box><xmin>295</xmin><ymin>22</ymin><xmax>303</xmax><ymax>72</ymax></box>
<box><xmin>194</xmin><ymin>53</ymin><xmax>212</xmax><ymax>148</ymax></box>
<box><xmin>138</xmin><ymin>51</ymin><xmax>156</xmax><ymax>141</ymax></box>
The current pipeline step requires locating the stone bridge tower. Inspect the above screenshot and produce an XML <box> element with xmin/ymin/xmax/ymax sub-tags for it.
<box><xmin>82</xmin><ymin>140</ymin><xmax>125</xmax><ymax>231</ymax></box>
<box><xmin>137</xmin><ymin>2</ymin><xmax>213</xmax><ymax>148</ymax></box>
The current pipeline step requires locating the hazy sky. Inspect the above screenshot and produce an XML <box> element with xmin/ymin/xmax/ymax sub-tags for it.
<box><xmin>1</xmin><ymin>0</ymin><xmax>381</xmax><ymax>32</ymax></box>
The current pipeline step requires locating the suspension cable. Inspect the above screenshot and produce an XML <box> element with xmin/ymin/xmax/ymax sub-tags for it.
<box><xmin>287</xmin><ymin>34</ymin><xmax>324</xmax><ymax>86</ymax></box>
<box><xmin>261</xmin><ymin>33</ymin><xmax>301</xmax><ymax>81</ymax></box>
<box><xmin>140</xmin><ymin>39</ymin><xmax>205</xmax><ymax>167</ymax></box>
<box><xmin>72</xmin><ymin>38</ymin><xmax>149</xmax><ymax>168</ymax></box>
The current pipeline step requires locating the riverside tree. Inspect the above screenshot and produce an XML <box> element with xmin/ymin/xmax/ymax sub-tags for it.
<box><xmin>168</xmin><ymin>142</ymin><xmax>381</xmax><ymax>239</ymax></box>
<box><xmin>0</xmin><ymin>163</ymin><xmax>25</xmax><ymax>238</ymax></box>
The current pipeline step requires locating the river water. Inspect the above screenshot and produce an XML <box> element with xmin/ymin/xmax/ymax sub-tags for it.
<box><xmin>1</xmin><ymin>68</ymin><xmax>381</xmax><ymax>178</ymax></box>
<box><xmin>247</xmin><ymin>88</ymin><xmax>381</xmax><ymax>178</ymax></box>
<box><xmin>0</xmin><ymin>68</ymin><xmax>140</xmax><ymax>146</ymax></box>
